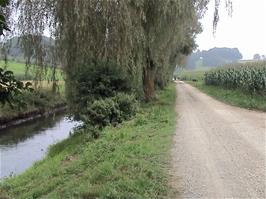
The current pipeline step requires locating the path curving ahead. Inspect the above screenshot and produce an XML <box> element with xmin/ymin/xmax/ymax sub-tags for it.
<box><xmin>170</xmin><ymin>82</ymin><xmax>266</xmax><ymax>198</ymax></box>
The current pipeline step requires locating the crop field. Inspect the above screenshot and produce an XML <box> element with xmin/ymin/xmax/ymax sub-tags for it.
<box><xmin>205</xmin><ymin>61</ymin><xmax>266</xmax><ymax>95</ymax></box>
<box><xmin>176</xmin><ymin>61</ymin><xmax>266</xmax><ymax>111</ymax></box>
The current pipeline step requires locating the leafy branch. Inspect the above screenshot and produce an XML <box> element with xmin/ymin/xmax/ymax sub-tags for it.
<box><xmin>0</xmin><ymin>0</ymin><xmax>33</xmax><ymax>106</ymax></box>
<box><xmin>0</xmin><ymin>68</ymin><xmax>33</xmax><ymax>106</ymax></box>
<box><xmin>0</xmin><ymin>0</ymin><xmax>10</xmax><ymax>35</ymax></box>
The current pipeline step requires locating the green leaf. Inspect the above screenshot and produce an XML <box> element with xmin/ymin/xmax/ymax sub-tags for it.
<box><xmin>0</xmin><ymin>0</ymin><xmax>9</xmax><ymax>7</ymax></box>
<box><xmin>4</xmin><ymin>70</ymin><xmax>13</xmax><ymax>76</ymax></box>
<box><xmin>0</xmin><ymin>14</ymin><xmax>6</xmax><ymax>22</ymax></box>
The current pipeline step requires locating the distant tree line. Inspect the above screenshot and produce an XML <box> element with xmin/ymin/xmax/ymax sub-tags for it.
<box><xmin>253</xmin><ymin>54</ymin><xmax>266</xmax><ymax>61</ymax></box>
<box><xmin>186</xmin><ymin>47</ymin><xmax>243</xmax><ymax>69</ymax></box>
<box><xmin>0</xmin><ymin>36</ymin><xmax>54</xmax><ymax>63</ymax></box>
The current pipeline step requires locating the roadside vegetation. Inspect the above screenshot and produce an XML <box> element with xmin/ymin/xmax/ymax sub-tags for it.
<box><xmin>205</xmin><ymin>61</ymin><xmax>266</xmax><ymax>95</ymax></box>
<box><xmin>190</xmin><ymin>82</ymin><xmax>266</xmax><ymax>111</ymax></box>
<box><xmin>178</xmin><ymin>61</ymin><xmax>266</xmax><ymax>111</ymax></box>
<box><xmin>0</xmin><ymin>84</ymin><xmax>177</xmax><ymax>199</ymax></box>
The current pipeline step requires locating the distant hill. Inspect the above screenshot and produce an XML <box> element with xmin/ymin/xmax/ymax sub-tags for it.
<box><xmin>186</xmin><ymin>47</ymin><xmax>243</xmax><ymax>70</ymax></box>
<box><xmin>0</xmin><ymin>36</ymin><xmax>54</xmax><ymax>62</ymax></box>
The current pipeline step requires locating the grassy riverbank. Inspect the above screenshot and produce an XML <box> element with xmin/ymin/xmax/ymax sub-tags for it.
<box><xmin>0</xmin><ymin>84</ymin><xmax>177</xmax><ymax>199</ymax></box>
<box><xmin>0</xmin><ymin>60</ymin><xmax>66</xmax><ymax>125</ymax></box>
<box><xmin>0</xmin><ymin>90</ymin><xmax>65</xmax><ymax>123</ymax></box>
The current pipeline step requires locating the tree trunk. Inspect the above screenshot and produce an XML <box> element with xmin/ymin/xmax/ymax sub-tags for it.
<box><xmin>51</xmin><ymin>64</ymin><xmax>57</xmax><ymax>93</ymax></box>
<box><xmin>143</xmin><ymin>58</ymin><xmax>156</xmax><ymax>102</ymax></box>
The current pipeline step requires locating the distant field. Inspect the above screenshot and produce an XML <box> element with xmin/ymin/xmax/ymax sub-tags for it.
<box><xmin>0</xmin><ymin>61</ymin><xmax>26</xmax><ymax>76</ymax></box>
<box><xmin>176</xmin><ymin>70</ymin><xmax>206</xmax><ymax>82</ymax></box>
<box><xmin>0</xmin><ymin>61</ymin><xmax>64</xmax><ymax>81</ymax></box>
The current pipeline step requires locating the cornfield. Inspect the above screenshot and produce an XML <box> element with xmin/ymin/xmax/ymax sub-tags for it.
<box><xmin>204</xmin><ymin>61</ymin><xmax>266</xmax><ymax>95</ymax></box>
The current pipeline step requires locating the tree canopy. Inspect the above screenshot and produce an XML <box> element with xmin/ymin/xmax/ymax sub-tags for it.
<box><xmin>187</xmin><ymin>47</ymin><xmax>243</xmax><ymax>69</ymax></box>
<box><xmin>0</xmin><ymin>0</ymin><xmax>10</xmax><ymax>35</ymax></box>
<box><xmin>1</xmin><ymin>0</ymin><xmax>232</xmax><ymax>103</ymax></box>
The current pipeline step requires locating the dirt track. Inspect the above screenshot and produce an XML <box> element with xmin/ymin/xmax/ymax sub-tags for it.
<box><xmin>170</xmin><ymin>82</ymin><xmax>266</xmax><ymax>198</ymax></box>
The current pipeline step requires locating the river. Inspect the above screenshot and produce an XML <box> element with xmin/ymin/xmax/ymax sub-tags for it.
<box><xmin>0</xmin><ymin>114</ymin><xmax>79</xmax><ymax>179</ymax></box>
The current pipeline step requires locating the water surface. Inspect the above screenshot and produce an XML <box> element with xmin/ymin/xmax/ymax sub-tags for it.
<box><xmin>0</xmin><ymin>114</ymin><xmax>79</xmax><ymax>179</ymax></box>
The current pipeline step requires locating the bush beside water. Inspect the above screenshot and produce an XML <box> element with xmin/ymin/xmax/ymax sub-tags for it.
<box><xmin>66</xmin><ymin>60</ymin><xmax>138</xmax><ymax>136</ymax></box>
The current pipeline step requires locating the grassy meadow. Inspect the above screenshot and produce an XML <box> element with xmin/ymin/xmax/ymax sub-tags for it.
<box><xmin>0</xmin><ymin>61</ymin><xmax>26</xmax><ymax>76</ymax></box>
<box><xmin>0</xmin><ymin>61</ymin><xmax>64</xmax><ymax>81</ymax></box>
<box><xmin>0</xmin><ymin>84</ymin><xmax>177</xmax><ymax>199</ymax></box>
<box><xmin>176</xmin><ymin>70</ymin><xmax>206</xmax><ymax>82</ymax></box>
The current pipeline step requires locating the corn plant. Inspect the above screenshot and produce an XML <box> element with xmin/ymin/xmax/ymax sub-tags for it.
<box><xmin>204</xmin><ymin>61</ymin><xmax>266</xmax><ymax>95</ymax></box>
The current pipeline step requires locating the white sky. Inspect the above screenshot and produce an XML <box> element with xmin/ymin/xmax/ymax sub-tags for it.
<box><xmin>196</xmin><ymin>0</ymin><xmax>266</xmax><ymax>60</ymax></box>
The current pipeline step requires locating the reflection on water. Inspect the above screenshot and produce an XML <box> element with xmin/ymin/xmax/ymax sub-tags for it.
<box><xmin>0</xmin><ymin>114</ymin><xmax>79</xmax><ymax>179</ymax></box>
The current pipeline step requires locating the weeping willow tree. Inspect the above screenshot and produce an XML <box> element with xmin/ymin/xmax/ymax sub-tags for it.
<box><xmin>4</xmin><ymin>0</ymin><xmax>232</xmax><ymax>102</ymax></box>
<box><xmin>139</xmin><ymin>1</ymin><xmax>202</xmax><ymax>100</ymax></box>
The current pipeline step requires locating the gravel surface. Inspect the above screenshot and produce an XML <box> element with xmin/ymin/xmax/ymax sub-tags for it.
<box><xmin>170</xmin><ymin>82</ymin><xmax>266</xmax><ymax>198</ymax></box>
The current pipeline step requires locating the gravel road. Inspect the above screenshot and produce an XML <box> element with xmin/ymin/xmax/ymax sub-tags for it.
<box><xmin>170</xmin><ymin>82</ymin><xmax>266</xmax><ymax>198</ymax></box>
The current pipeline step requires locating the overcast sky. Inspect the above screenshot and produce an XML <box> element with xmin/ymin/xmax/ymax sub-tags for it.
<box><xmin>196</xmin><ymin>0</ymin><xmax>266</xmax><ymax>60</ymax></box>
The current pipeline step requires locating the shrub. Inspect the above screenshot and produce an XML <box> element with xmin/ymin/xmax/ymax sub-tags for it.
<box><xmin>83</xmin><ymin>93</ymin><xmax>138</xmax><ymax>131</ymax></box>
<box><xmin>113</xmin><ymin>93</ymin><xmax>138</xmax><ymax>120</ymax></box>
<box><xmin>84</xmin><ymin>98</ymin><xmax>121</xmax><ymax>128</ymax></box>
<box><xmin>0</xmin><ymin>68</ymin><xmax>32</xmax><ymax>106</ymax></box>
<box><xmin>66</xmin><ymin>59</ymin><xmax>133</xmax><ymax>119</ymax></box>
<box><xmin>65</xmin><ymin>59</ymin><xmax>139</xmax><ymax>133</ymax></box>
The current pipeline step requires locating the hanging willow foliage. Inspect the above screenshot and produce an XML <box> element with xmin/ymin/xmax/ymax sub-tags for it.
<box><xmin>3</xmin><ymin>0</ymin><xmax>232</xmax><ymax>101</ymax></box>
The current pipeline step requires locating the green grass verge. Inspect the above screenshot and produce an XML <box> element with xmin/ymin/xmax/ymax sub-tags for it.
<box><xmin>189</xmin><ymin>81</ymin><xmax>266</xmax><ymax>112</ymax></box>
<box><xmin>0</xmin><ymin>84</ymin><xmax>177</xmax><ymax>199</ymax></box>
<box><xmin>177</xmin><ymin>70</ymin><xmax>266</xmax><ymax>112</ymax></box>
